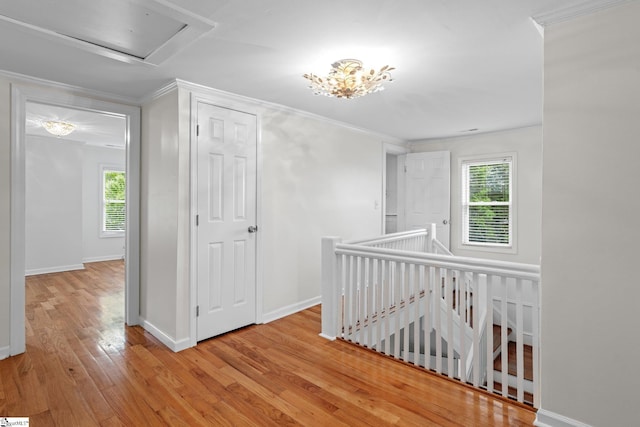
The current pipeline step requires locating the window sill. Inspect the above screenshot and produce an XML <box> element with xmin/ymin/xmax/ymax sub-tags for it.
<box><xmin>459</xmin><ymin>242</ymin><xmax>517</xmax><ymax>255</ymax></box>
<box><xmin>100</xmin><ymin>232</ymin><xmax>125</xmax><ymax>239</ymax></box>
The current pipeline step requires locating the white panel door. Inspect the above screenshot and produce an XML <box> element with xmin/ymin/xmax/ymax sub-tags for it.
<box><xmin>403</xmin><ymin>151</ymin><xmax>451</xmax><ymax>248</ymax></box>
<box><xmin>196</xmin><ymin>102</ymin><xmax>257</xmax><ymax>341</ymax></box>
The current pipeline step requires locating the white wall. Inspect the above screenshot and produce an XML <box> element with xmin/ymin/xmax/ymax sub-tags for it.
<box><xmin>24</xmin><ymin>137</ymin><xmax>126</xmax><ymax>275</ymax></box>
<box><xmin>261</xmin><ymin>109</ymin><xmax>383</xmax><ymax>315</ymax></box>
<box><xmin>25</xmin><ymin>136</ymin><xmax>84</xmax><ymax>274</ymax></box>
<box><xmin>140</xmin><ymin>88</ymin><xmax>181</xmax><ymax>341</ymax></box>
<box><xmin>140</xmin><ymin>84</ymin><xmax>390</xmax><ymax>346</ymax></box>
<box><xmin>411</xmin><ymin>126</ymin><xmax>542</xmax><ymax>264</ymax></box>
<box><xmin>0</xmin><ymin>76</ymin><xmax>12</xmax><ymax>354</ymax></box>
<box><xmin>82</xmin><ymin>145</ymin><xmax>125</xmax><ymax>263</ymax></box>
<box><xmin>540</xmin><ymin>3</ymin><xmax>640</xmax><ymax>426</ymax></box>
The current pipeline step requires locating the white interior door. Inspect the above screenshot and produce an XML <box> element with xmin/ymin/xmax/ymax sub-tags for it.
<box><xmin>196</xmin><ymin>102</ymin><xmax>257</xmax><ymax>341</ymax></box>
<box><xmin>402</xmin><ymin>151</ymin><xmax>451</xmax><ymax>248</ymax></box>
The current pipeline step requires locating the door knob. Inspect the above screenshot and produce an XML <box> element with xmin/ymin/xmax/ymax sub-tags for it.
<box><xmin>442</xmin><ymin>219</ymin><xmax>448</xmax><ymax>225</ymax></box>
<box><xmin>248</xmin><ymin>225</ymin><xmax>258</xmax><ymax>233</ymax></box>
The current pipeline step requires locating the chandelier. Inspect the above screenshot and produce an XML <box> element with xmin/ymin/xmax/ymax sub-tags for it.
<box><xmin>43</xmin><ymin>120</ymin><xmax>76</xmax><ymax>137</ymax></box>
<box><xmin>303</xmin><ymin>59</ymin><xmax>394</xmax><ymax>99</ymax></box>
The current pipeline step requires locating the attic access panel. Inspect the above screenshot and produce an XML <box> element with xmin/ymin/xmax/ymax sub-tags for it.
<box><xmin>0</xmin><ymin>0</ymin><xmax>215</xmax><ymax>65</ymax></box>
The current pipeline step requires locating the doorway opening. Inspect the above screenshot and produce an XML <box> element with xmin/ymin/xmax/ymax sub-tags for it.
<box><xmin>9</xmin><ymin>84</ymin><xmax>140</xmax><ymax>356</ymax></box>
<box><xmin>382</xmin><ymin>143</ymin><xmax>408</xmax><ymax>234</ymax></box>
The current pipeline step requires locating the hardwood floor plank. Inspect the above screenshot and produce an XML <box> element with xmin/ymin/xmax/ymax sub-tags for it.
<box><xmin>1</xmin><ymin>261</ymin><xmax>536</xmax><ymax>426</ymax></box>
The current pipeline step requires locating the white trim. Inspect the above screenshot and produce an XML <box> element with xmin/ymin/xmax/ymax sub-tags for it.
<box><xmin>100</xmin><ymin>164</ymin><xmax>126</xmax><ymax>238</ymax></box>
<box><xmin>10</xmin><ymin>85</ymin><xmax>27</xmax><ymax>356</ymax></box>
<box><xmin>0</xmin><ymin>345</ymin><xmax>10</xmax><ymax>360</ymax></box>
<box><xmin>319</xmin><ymin>333</ymin><xmax>336</xmax><ymax>341</ymax></box>
<box><xmin>0</xmin><ymin>69</ymin><xmax>137</xmax><ymax>105</ymax></box>
<box><xmin>534</xmin><ymin>409</ymin><xmax>593</xmax><ymax>427</ymax></box>
<box><xmin>532</xmin><ymin>0</ymin><xmax>631</xmax><ymax>26</ymax></box>
<box><xmin>139</xmin><ymin>317</ymin><xmax>192</xmax><ymax>353</ymax></box>
<box><xmin>98</xmin><ymin>164</ymin><xmax>127</xmax><ymax>239</ymax></box>
<box><xmin>459</xmin><ymin>152</ymin><xmax>518</xmax><ymax>254</ymax></box>
<box><xmin>175</xmin><ymin>79</ymin><xmax>406</xmax><ymax>144</ymax></box>
<box><xmin>188</xmin><ymin>90</ymin><xmax>264</xmax><ymax>347</ymax></box>
<box><xmin>255</xmin><ymin>109</ymin><xmax>264</xmax><ymax>325</ymax></box>
<box><xmin>188</xmin><ymin>92</ymin><xmax>198</xmax><ymax>349</ymax></box>
<box><xmin>83</xmin><ymin>255</ymin><xmax>124</xmax><ymax>263</ymax></box>
<box><xmin>10</xmin><ymin>82</ymin><xmax>141</xmax><ymax>357</ymax></box>
<box><xmin>25</xmin><ymin>264</ymin><xmax>85</xmax><ymax>276</ymax></box>
<box><xmin>141</xmin><ymin>80</ymin><xmax>179</xmax><ymax>103</ymax></box>
<box><xmin>262</xmin><ymin>296</ymin><xmax>322</xmax><ymax>324</ymax></box>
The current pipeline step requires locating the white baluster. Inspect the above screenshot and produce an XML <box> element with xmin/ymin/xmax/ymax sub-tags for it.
<box><xmin>393</xmin><ymin>261</ymin><xmax>401</xmax><ymax>359</ymax></box>
<box><xmin>434</xmin><ymin>267</ymin><xmax>442</xmax><ymax>374</ymax></box>
<box><xmin>485</xmin><ymin>275</ymin><xmax>494</xmax><ymax>393</ymax></box>
<box><xmin>347</xmin><ymin>255</ymin><xmax>356</xmax><ymax>342</ymax></box>
<box><xmin>532</xmin><ymin>279</ymin><xmax>540</xmax><ymax>408</ymax></box>
<box><xmin>472</xmin><ymin>272</ymin><xmax>481</xmax><ymax>387</ymax></box>
<box><xmin>515</xmin><ymin>278</ymin><xmax>524</xmax><ymax>403</ymax></box>
<box><xmin>458</xmin><ymin>269</ymin><xmax>466</xmax><ymax>381</ymax></box>
<box><xmin>356</xmin><ymin>256</ymin><xmax>365</xmax><ymax>345</ymax></box>
<box><xmin>424</xmin><ymin>265</ymin><xmax>432</xmax><ymax>370</ymax></box>
<box><xmin>366</xmin><ymin>257</ymin><xmax>374</xmax><ymax>348</ymax></box>
<box><xmin>320</xmin><ymin>237</ymin><xmax>341</xmax><ymax>340</ymax></box>
<box><xmin>402</xmin><ymin>263</ymin><xmax>410</xmax><ymax>362</ymax></box>
<box><xmin>411</xmin><ymin>263</ymin><xmax>420</xmax><ymax>366</ymax></box>
<box><xmin>500</xmin><ymin>276</ymin><xmax>508</xmax><ymax>398</ymax></box>
<box><xmin>376</xmin><ymin>259</ymin><xmax>384</xmax><ymax>353</ymax></box>
<box><xmin>445</xmin><ymin>269</ymin><xmax>454</xmax><ymax>379</ymax></box>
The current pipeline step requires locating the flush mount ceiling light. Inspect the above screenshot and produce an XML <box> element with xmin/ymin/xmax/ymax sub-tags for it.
<box><xmin>43</xmin><ymin>120</ymin><xmax>76</xmax><ymax>137</ymax></box>
<box><xmin>303</xmin><ymin>59</ymin><xmax>394</xmax><ymax>99</ymax></box>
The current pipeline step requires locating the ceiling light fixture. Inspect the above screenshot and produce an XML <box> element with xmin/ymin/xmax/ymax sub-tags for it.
<box><xmin>303</xmin><ymin>59</ymin><xmax>394</xmax><ymax>99</ymax></box>
<box><xmin>43</xmin><ymin>120</ymin><xmax>76</xmax><ymax>137</ymax></box>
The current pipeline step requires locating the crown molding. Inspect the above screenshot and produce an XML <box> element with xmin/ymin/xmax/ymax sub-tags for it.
<box><xmin>0</xmin><ymin>69</ymin><xmax>139</xmax><ymax>106</ymax></box>
<box><xmin>2</xmin><ymin>69</ymin><xmax>406</xmax><ymax>145</ymax></box>
<box><xmin>169</xmin><ymin>79</ymin><xmax>406</xmax><ymax>145</ymax></box>
<box><xmin>139</xmin><ymin>79</ymin><xmax>179</xmax><ymax>103</ymax></box>
<box><xmin>532</xmin><ymin>0</ymin><xmax>631</xmax><ymax>26</ymax></box>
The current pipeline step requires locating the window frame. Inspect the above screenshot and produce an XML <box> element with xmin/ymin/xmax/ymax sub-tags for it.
<box><xmin>460</xmin><ymin>154</ymin><xmax>516</xmax><ymax>252</ymax></box>
<box><xmin>100</xmin><ymin>165</ymin><xmax>126</xmax><ymax>238</ymax></box>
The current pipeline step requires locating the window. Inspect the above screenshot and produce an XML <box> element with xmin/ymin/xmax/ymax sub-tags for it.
<box><xmin>462</xmin><ymin>156</ymin><xmax>512</xmax><ymax>247</ymax></box>
<box><xmin>102</xmin><ymin>168</ymin><xmax>125</xmax><ymax>236</ymax></box>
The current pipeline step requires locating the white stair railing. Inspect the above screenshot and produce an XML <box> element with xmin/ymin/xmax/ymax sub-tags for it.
<box><xmin>320</xmin><ymin>226</ymin><xmax>541</xmax><ymax>407</ymax></box>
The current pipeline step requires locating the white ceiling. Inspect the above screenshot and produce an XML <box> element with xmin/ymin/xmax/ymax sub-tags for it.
<box><xmin>0</xmin><ymin>0</ymin><xmax>627</xmax><ymax>141</ymax></box>
<box><xmin>25</xmin><ymin>102</ymin><xmax>126</xmax><ymax>147</ymax></box>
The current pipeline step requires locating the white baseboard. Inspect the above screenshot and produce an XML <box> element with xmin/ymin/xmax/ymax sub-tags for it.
<box><xmin>262</xmin><ymin>296</ymin><xmax>321</xmax><ymax>323</ymax></box>
<box><xmin>140</xmin><ymin>317</ymin><xmax>194</xmax><ymax>353</ymax></box>
<box><xmin>318</xmin><ymin>333</ymin><xmax>336</xmax><ymax>341</ymax></box>
<box><xmin>25</xmin><ymin>263</ymin><xmax>85</xmax><ymax>276</ymax></box>
<box><xmin>0</xmin><ymin>345</ymin><xmax>10</xmax><ymax>360</ymax></box>
<box><xmin>83</xmin><ymin>255</ymin><xmax>124</xmax><ymax>263</ymax></box>
<box><xmin>535</xmin><ymin>409</ymin><xmax>593</xmax><ymax>427</ymax></box>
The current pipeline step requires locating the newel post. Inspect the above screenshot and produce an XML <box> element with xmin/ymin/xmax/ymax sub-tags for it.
<box><xmin>320</xmin><ymin>236</ymin><xmax>342</xmax><ymax>340</ymax></box>
<box><xmin>426</xmin><ymin>223</ymin><xmax>437</xmax><ymax>253</ymax></box>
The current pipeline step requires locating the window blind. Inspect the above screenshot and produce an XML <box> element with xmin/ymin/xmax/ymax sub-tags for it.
<box><xmin>103</xmin><ymin>170</ymin><xmax>126</xmax><ymax>233</ymax></box>
<box><xmin>462</xmin><ymin>159</ymin><xmax>511</xmax><ymax>246</ymax></box>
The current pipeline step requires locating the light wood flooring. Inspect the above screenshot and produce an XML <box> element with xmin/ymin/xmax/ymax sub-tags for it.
<box><xmin>0</xmin><ymin>261</ymin><xmax>536</xmax><ymax>426</ymax></box>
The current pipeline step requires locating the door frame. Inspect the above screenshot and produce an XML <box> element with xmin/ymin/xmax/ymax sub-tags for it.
<box><xmin>381</xmin><ymin>143</ymin><xmax>408</xmax><ymax>234</ymax></box>
<box><xmin>10</xmin><ymin>83</ymin><xmax>141</xmax><ymax>355</ymax></box>
<box><xmin>188</xmin><ymin>92</ymin><xmax>263</xmax><ymax>347</ymax></box>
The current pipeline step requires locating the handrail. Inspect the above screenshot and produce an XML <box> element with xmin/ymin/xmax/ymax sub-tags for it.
<box><xmin>432</xmin><ymin>238</ymin><xmax>452</xmax><ymax>255</ymax></box>
<box><xmin>346</xmin><ymin>229</ymin><xmax>428</xmax><ymax>246</ymax></box>
<box><xmin>321</xmin><ymin>224</ymin><xmax>540</xmax><ymax>407</ymax></box>
<box><xmin>335</xmin><ymin>244</ymin><xmax>540</xmax><ymax>280</ymax></box>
